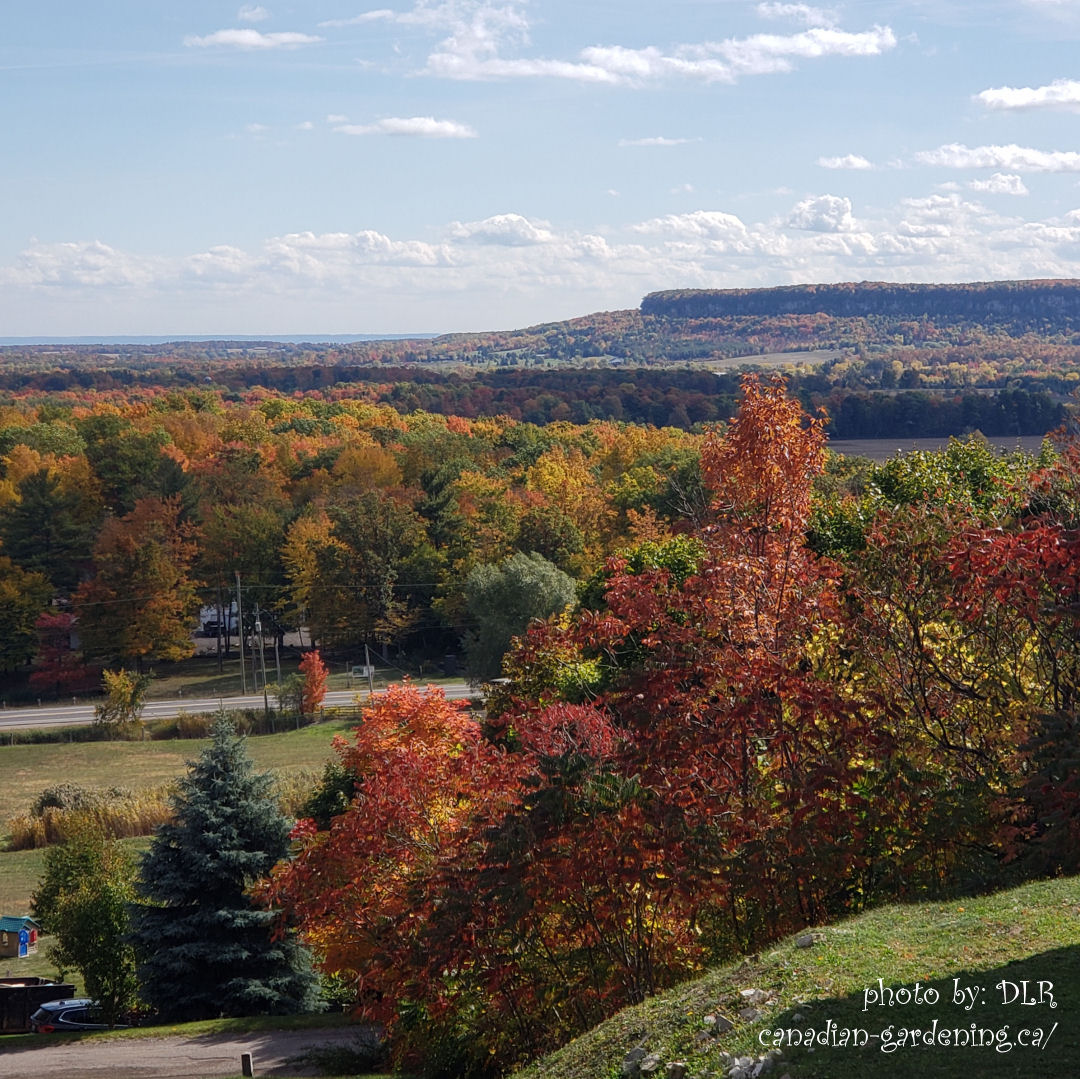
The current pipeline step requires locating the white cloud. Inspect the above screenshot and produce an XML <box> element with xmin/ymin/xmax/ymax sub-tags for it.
<box><xmin>245</xmin><ymin>122</ymin><xmax>269</xmax><ymax>134</ymax></box>
<box><xmin>977</xmin><ymin>78</ymin><xmax>1080</xmax><ymax>111</ymax></box>
<box><xmin>326</xmin><ymin>113</ymin><xmax>349</xmax><ymax>123</ymax></box>
<box><xmin>318</xmin><ymin>10</ymin><xmax>397</xmax><ymax>28</ymax></box>
<box><xmin>237</xmin><ymin>5</ymin><xmax>270</xmax><ymax>23</ymax></box>
<box><xmin>334</xmin><ymin>116</ymin><xmax>477</xmax><ymax>138</ymax></box>
<box><xmin>757</xmin><ymin>3</ymin><xmax>838</xmax><ymax>28</ymax></box>
<box><xmin>633</xmin><ymin>210</ymin><xmax>754</xmax><ymax>250</ymax></box>
<box><xmin>517</xmin><ymin>27</ymin><xmax>898</xmax><ymax>85</ymax></box>
<box><xmin>383</xmin><ymin>0</ymin><xmax>898</xmax><ymax>84</ymax></box>
<box><xmin>184</xmin><ymin>29</ymin><xmax>322</xmax><ymax>49</ymax></box>
<box><xmin>13</xmin><ymin>200</ymin><xmax>1080</xmax><ymax>334</ymax></box>
<box><xmin>969</xmin><ymin>173</ymin><xmax>1030</xmax><ymax>196</ymax></box>
<box><xmin>315</xmin><ymin>2</ymin><xmax>894</xmax><ymax>85</ymax></box>
<box><xmin>788</xmin><ymin>194</ymin><xmax>855</xmax><ymax>232</ymax></box>
<box><xmin>3</xmin><ymin>241</ymin><xmax>158</xmax><ymax>289</ymax></box>
<box><xmin>295</xmin><ymin>120</ymin><xmax>315</xmax><ymax>131</ymax></box>
<box><xmin>915</xmin><ymin>143</ymin><xmax>1080</xmax><ymax>172</ymax></box>
<box><xmin>715</xmin><ymin>26</ymin><xmax>896</xmax><ymax>77</ymax></box>
<box><xmin>818</xmin><ymin>153</ymin><xmax>873</xmax><ymax>170</ymax></box>
<box><xmin>619</xmin><ymin>136</ymin><xmax>701</xmax><ymax>147</ymax></box>
<box><xmin>449</xmin><ymin>213</ymin><xmax>554</xmax><ymax>245</ymax></box>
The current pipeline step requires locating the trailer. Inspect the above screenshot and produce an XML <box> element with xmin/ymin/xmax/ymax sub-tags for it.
<box><xmin>0</xmin><ymin>978</ymin><xmax>77</xmax><ymax>1034</ymax></box>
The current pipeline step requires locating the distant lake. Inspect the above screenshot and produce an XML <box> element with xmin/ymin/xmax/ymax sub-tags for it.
<box><xmin>829</xmin><ymin>435</ymin><xmax>1050</xmax><ymax>462</ymax></box>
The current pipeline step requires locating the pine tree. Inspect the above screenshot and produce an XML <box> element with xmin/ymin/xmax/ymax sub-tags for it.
<box><xmin>130</xmin><ymin>717</ymin><xmax>319</xmax><ymax>1020</ymax></box>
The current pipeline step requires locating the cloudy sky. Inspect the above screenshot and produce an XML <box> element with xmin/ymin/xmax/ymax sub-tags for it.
<box><xmin>4</xmin><ymin>1</ymin><xmax>1080</xmax><ymax>336</ymax></box>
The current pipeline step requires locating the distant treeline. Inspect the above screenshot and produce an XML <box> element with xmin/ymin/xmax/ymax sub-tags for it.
<box><xmin>806</xmin><ymin>387</ymin><xmax>1064</xmax><ymax>439</ymax></box>
<box><xmin>642</xmin><ymin>279</ymin><xmax>1080</xmax><ymax>333</ymax></box>
<box><xmin>0</xmin><ymin>363</ymin><xmax>1065</xmax><ymax>437</ymax></box>
<box><xmin>261</xmin><ymin>367</ymin><xmax>1065</xmax><ymax>438</ymax></box>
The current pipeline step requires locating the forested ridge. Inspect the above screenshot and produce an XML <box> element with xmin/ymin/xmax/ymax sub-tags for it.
<box><xmin>642</xmin><ymin>278</ymin><xmax>1080</xmax><ymax>329</ymax></box>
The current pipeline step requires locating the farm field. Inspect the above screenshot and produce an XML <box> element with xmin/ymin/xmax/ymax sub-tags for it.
<box><xmin>694</xmin><ymin>348</ymin><xmax>844</xmax><ymax>370</ymax></box>
<box><xmin>0</xmin><ymin>719</ymin><xmax>352</xmax><ymax>831</ymax></box>
<box><xmin>828</xmin><ymin>434</ymin><xmax>1049</xmax><ymax>461</ymax></box>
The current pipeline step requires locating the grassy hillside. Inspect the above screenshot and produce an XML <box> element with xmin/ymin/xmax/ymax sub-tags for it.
<box><xmin>511</xmin><ymin>875</ymin><xmax>1080</xmax><ymax>1079</ymax></box>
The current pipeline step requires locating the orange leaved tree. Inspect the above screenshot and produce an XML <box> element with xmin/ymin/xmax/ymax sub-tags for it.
<box><xmin>297</xmin><ymin>649</ymin><xmax>328</xmax><ymax>717</ymax></box>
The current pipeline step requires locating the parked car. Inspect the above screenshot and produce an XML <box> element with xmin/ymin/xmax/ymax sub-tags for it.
<box><xmin>29</xmin><ymin>998</ymin><xmax>127</xmax><ymax>1033</ymax></box>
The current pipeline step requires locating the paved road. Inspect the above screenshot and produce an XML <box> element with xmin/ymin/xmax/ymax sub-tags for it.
<box><xmin>0</xmin><ymin>1027</ymin><xmax>375</xmax><ymax>1078</ymax></box>
<box><xmin>0</xmin><ymin>683</ymin><xmax>475</xmax><ymax>733</ymax></box>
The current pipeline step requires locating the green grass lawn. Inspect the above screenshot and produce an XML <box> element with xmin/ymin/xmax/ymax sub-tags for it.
<box><xmin>0</xmin><ymin>716</ymin><xmax>355</xmax><ymax>828</ymax></box>
<box><xmin>511</xmin><ymin>874</ymin><xmax>1080</xmax><ymax>1079</ymax></box>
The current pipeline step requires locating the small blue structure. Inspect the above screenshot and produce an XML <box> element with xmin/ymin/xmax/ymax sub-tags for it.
<box><xmin>0</xmin><ymin>916</ymin><xmax>41</xmax><ymax>959</ymax></box>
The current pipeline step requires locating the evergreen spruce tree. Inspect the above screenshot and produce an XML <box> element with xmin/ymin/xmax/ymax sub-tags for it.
<box><xmin>130</xmin><ymin>716</ymin><xmax>319</xmax><ymax>1020</ymax></box>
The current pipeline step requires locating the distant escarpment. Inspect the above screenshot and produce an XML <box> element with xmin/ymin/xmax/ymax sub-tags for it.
<box><xmin>642</xmin><ymin>279</ymin><xmax>1080</xmax><ymax>333</ymax></box>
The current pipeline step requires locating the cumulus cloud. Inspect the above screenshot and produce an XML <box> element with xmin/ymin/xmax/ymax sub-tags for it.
<box><xmin>818</xmin><ymin>153</ymin><xmax>873</xmax><ymax>169</ymax></box>
<box><xmin>787</xmin><ymin>194</ymin><xmax>855</xmax><ymax>231</ymax></box>
<box><xmin>915</xmin><ymin>143</ymin><xmax>1080</xmax><ymax>172</ymax></box>
<box><xmin>449</xmin><ymin>213</ymin><xmax>554</xmax><ymax>245</ymax></box>
<box><xmin>237</xmin><ymin>5</ymin><xmax>270</xmax><ymax>22</ymax></box>
<box><xmin>618</xmin><ymin>136</ymin><xmax>701</xmax><ymax>147</ymax></box>
<box><xmin>15</xmin><ymin>199</ymin><xmax>1080</xmax><ymax>335</ymax></box>
<box><xmin>334</xmin><ymin>116</ymin><xmax>477</xmax><ymax>138</ymax></box>
<box><xmin>3</xmin><ymin>241</ymin><xmax>159</xmax><ymax>289</ymax></box>
<box><xmin>632</xmin><ymin>210</ymin><xmax>754</xmax><ymax>251</ymax></box>
<box><xmin>976</xmin><ymin>77</ymin><xmax>1080</xmax><ymax>111</ymax></box>
<box><xmin>184</xmin><ymin>28</ymin><xmax>322</xmax><ymax>49</ymax></box>
<box><xmin>969</xmin><ymin>173</ymin><xmax>1029</xmax><ymax>196</ymax></box>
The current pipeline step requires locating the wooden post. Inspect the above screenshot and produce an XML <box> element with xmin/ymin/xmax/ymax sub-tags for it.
<box><xmin>241</xmin><ymin>1051</ymin><xmax>254</xmax><ymax>1077</ymax></box>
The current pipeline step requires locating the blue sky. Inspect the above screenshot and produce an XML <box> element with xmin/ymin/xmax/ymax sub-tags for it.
<box><xmin>4</xmin><ymin>1</ymin><xmax>1080</xmax><ymax>335</ymax></box>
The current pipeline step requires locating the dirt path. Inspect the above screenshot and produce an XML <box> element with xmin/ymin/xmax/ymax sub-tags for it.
<box><xmin>0</xmin><ymin>1027</ymin><xmax>370</xmax><ymax>1078</ymax></box>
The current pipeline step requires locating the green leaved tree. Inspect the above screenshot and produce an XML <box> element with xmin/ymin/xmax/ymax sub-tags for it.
<box><xmin>129</xmin><ymin>717</ymin><xmax>319</xmax><ymax>1021</ymax></box>
<box><xmin>32</xmin><ymin>827</ymin><xmax>139</xmax><ymax>1027</ymax></box>
<box><xmin>463</xmin><ymin>551</ymin><xmax>577</xmax><ymax>683</ymax></box>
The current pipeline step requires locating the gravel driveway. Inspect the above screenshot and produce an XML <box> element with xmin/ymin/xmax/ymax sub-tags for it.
<box><xmin>0</xmin><ymin>1027</ymin><xmax>372</xmax><ymax>1078</ymax></box>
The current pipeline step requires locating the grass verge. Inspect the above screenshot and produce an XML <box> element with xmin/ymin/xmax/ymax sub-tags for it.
<box><xmin>510</xmin><ymin>874</ymin><xmax>1080</xmax><ymax>1079</ymax></box>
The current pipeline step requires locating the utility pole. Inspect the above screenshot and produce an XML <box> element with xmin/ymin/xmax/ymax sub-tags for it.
<box><xmin>273</xmin><ymin>631</ymin><xmax>282</xmax><ymax>714</ymax></box>
<box><xmin>364</xmin><ymin>642</ymin><xmax>375</xmax><ymax>696</ymax></box>
<box><xmin>235</xmin><ymin>571</ymin><xmax>247</xmax><ymax>695</ymax></box>
<box><xmin>216</xmin><ymin>580</ymin><xmax>224</xmax><ymax>673</ymax></box>
<box><xmin>255</xmin><ymin>607</ymin><xmax>271</xmax><ymax>730</ymax></box>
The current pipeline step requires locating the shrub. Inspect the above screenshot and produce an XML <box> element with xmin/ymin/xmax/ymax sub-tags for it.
<box><xmin>8</xmin><ymin>785</ymin><xmax>174</xmax><ymax>851</ymax></box>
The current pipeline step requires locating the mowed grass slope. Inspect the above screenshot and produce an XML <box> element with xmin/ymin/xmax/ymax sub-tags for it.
<box><xmin>511</xmin><ymin>875</ymin><xmax>1080</xmax><ymax>1079</ymax></box>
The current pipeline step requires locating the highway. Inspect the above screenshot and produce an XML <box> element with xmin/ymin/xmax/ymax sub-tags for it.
<box><xmin>0</xmin><ymin>682</ymin><xmax>476</xmax><ymax>733</ymax></box>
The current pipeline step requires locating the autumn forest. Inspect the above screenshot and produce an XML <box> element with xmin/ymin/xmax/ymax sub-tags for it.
<box><xmin>1</xmin><ymin>282</ymin><xmax>1079</xmax><ymax>1076</ymax></box>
